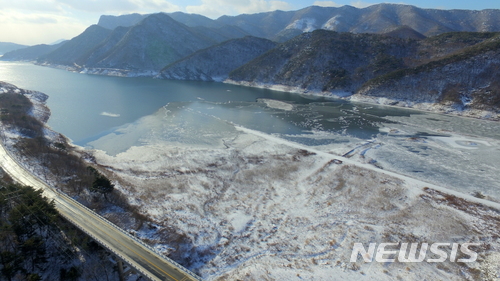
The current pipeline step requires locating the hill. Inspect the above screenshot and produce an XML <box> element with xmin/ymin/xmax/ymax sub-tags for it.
<box><xmin>227</xmin><ymin>30</ymin><xmax>500</xmax><ymax>117</ymax></box>
<box><xmin>354</xmin><ymin>34</ymin><xmax>500</xmax><ymax>116</ymax></box>
<box><xmin>39</xmin><ymin>25</ymin><xmax>112</xmax><ymax>66</ymax></box>
<box><xmin>228</xmin><ymin>30</ymin><xmax>415</xmax><ymax>94</ymax></box>
<box><xmin>159</xmin><ymin>36</ymin><xmax>277</xmax><ymax>81</ymax></box>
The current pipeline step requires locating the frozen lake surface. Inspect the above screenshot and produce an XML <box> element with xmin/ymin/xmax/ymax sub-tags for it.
<box><xmin>88</xmin><ymin>100</ymin><xmax>500</xmax><ymax>200</ymax></box>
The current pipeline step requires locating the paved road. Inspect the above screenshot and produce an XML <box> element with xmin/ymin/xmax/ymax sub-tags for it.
<box><xmin>0</xmin><ymin>143</ymin><xmax>202</xmax><ymax>281</ymax></box>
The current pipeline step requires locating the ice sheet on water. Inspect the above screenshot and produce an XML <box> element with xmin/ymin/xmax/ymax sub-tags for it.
<box><xmin>85</xmin><ymin>100</ymin><xmax>348</xmax><ymax>155</ymax></box>
<box><xmin>257</xmin><ymin>98</ymin><xmax>294</xmax><ymax>111</ymax></box>
<box><xmin>87</xmin><ymin>99</ymin><xmax>402</xmax><ymax>154</ymax></box>
<box><xmin>363</xmin><ymin>113</ymin><xmax>500</xmax><ymax>200</ymax></box>
<box><xmin>87</xmin><ymin>98</ymin><xmax>500</xmax><ymax>200</ymax></box>
<box><xmin>87</xmin><ymin>102</ymin><xmax>239</xmax><ymax>155</ymax></box>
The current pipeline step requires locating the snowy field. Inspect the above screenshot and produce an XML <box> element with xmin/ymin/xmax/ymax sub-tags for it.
<box><xmin>87</xmin><ymin>100</ymin><xmax>500</xmax><ymax>280</ymax></box>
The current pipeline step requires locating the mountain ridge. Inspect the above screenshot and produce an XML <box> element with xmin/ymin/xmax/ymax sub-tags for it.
<box><xmin>216</xmin><ymin>4</ymin><xmax>500</xmax><ymax>41</ymax></box>
<box><xmin>87</xmin><ymin>13</ymin><xmax>218</xmax><ymax>72</ymax></box>
<box><xmin>39</xmin><ymin>25</ymin><xmax>112</xmax><ymax>66</ymax></box>
<box><xmin>25</xmin><ymin>13</ymin><xmax>252</xmax><ymax>75</ymax></box>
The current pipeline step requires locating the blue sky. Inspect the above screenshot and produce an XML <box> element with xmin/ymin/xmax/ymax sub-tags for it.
<box><xmin>1</xmin><ymin>0</ymin><xmax>500</xmax><ymax>45</ymax></box>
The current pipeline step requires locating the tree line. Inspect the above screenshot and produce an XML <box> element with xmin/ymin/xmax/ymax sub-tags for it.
<box><xmin>0</xmin><ymin>180</ymin><xmax>122</xmax><ymax>280</ymax></box>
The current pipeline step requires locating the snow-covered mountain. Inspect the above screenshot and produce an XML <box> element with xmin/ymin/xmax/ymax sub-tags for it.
<box><xmin>354</xmin><ymin>34</ymin><xmax>500</xmax><ymax>117</ymax></box>
<box><xmin>227</xmin><ymin>31</ymin><xmax>500</xmax><ymax>119</ymax></box>
<box><xmin>217</xmin><ymin>4</ymin><xmax>500</xmax><ymax>42</ymax></box>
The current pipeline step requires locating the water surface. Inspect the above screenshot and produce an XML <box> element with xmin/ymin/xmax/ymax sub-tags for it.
<box><xmin>0</xmin><ymin>61</ymin><xmax>413</xmax><ymax>144</ymax></box>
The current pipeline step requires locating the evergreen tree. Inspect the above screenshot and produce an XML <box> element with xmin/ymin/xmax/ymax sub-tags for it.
<box><xmin>87</xmin><ymin>166</ymin><xmax>114</xmax><ymax>200</ymax></box>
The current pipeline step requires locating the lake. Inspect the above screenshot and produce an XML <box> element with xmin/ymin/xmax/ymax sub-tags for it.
<box><xmin>0</xmin><ymin>61</ymin><xmax>418</xmax><ymax>145</ymax></box>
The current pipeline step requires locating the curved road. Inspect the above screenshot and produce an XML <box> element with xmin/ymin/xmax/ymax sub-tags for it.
<box><xmin>0</xmin><ymin>143</ymin><xmax>202</xmax><ymax>281</ymax></box>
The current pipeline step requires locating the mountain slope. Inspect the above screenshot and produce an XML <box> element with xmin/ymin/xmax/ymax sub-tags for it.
<box><xmin>39</xmin><ymin>25</ymin><xmax>112</xmax><ymax>66</ymax></box>
<box><xmin>89</xmin><ymin>13</ymin><xmax>218</xmax><ymax>73</ymax></box>
<box><xmin>408</xmin><ymin>32</ymin><xmax>500</xmax><ymax>65</ymax></box>
<box><xmin>8</xmin><ymin>4</ymin><xmax>500</xmax><ymax>79</ymax></box>
<box><xmin>228</xmin><ymin>30</ymin><xmax>415</xmax><ymax>93</ymax></box>
<box><xmin>227</xmin><ymin>30</ymin><xmax>500</xmax><ymax>117</ymax></box>
<box><xmin>217</xmin><ymin>9</ymin><xmax>297</xmax><ymax>40</ymax></box>
<box><xmin>82</xmin><ymin>26</ymin><xmax>131</xmax><ymax>67</ymax></box>
<box><xmin>159</xmin><ymin>36</ymin><xmax>277</xmax><ymax>81</ymax></box>
<box><xmin>38</xmin><ymin>13</ymin><xmax>247</xmax><ymax>74</ymax></box>
<box><xmin>354</xmin><ymin>35</ymin><xmax>500</xmax><ymax>115</ymax></box>
<box><xmin>169</xmin><ymin>12</ymin><xmax>250</xmax><ymax>42</ymax></box>
<box><xmin>190</xmin><ymin>25</ymin><xmax>250</xmax><ymax>43</ymax></box>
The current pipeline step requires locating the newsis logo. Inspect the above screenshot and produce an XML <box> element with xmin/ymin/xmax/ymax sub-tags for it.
<box><xmin>350</xmin><ymin>243</ymin><xmax>480</xmax><ymax>263</ymax></box>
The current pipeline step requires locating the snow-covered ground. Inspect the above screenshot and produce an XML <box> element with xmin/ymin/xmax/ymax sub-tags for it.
<box><xmin>87</xmin><ymin>101</ymin><xmax>500</xmax><ymax>280</ymax></box>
